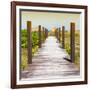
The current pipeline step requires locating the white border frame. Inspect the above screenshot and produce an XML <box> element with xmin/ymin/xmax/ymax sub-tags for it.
<box><xmin>16</xmin><ymin>6</ymin><xmax>85</xmax><ymax>85</ymax></box>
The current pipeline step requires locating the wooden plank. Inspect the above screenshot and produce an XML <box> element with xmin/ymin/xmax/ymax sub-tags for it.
<box><xmin>38</xmin><ymin>25</ymin><xmax>42</xmax><ymax>48</ymax></box>
<box><xmin>70</xmin><ymin>23</ymin><xmax>75</xmax><ymax>62</ymax></box>
<box><xmin>62</xmin><ymin>26</ymin><xmax>65</xmax><ymax>48</ymax></box>
<box><xmin>21</xmin><ymin>36</ymin><xmax>79</xmax><ymax>79</ymax></box>
<box><xmin>27</xmin><ymin>21</ymin><xmax>32</xmax><ymax>64</ymax></box>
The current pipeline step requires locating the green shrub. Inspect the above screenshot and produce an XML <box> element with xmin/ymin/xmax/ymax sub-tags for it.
<box><xmin>65</xmin><ymin>44</ymin><xmax>71</xmax><ymax>55</ymax></box>
<box><xmin>32</xmin><ymin>31</ymin><xmax>39</xmax><ymax>48</ymax></box>
<box><xmin>21</xmin><ymin>30</ymin><xmax>39</xmax><ymax>48</ymax></box>
<box><xmin>21</xmin><ymin>30</ymin><xmax>28</xmax><ymax>48</ymax></box>
<box><xmin>21</xmin><ymin>30</ymin><xmax>39</xmax><ymax>70</ymax></box>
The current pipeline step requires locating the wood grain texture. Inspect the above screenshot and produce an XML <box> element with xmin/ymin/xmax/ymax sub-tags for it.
<box><xmin>21</xmin><ymin>36</ymin><xmax>79</xmax><ymax>80</ymax></box>
<box><xmin>62</xmin><ymin>26</ymin><xmax>65</xmax><ymax>48</ymax></box>
<box><xmin>38</xmin><ymin>25</ymin><xmax>42</xmax><ymax>48</ymax></box>
<box><xmin>27</xmin><ymin>21</ymin><xmax>32</xmax><ymax>64</ymax></box>
<box><xmin>70</xmin><ymin>23</ymin><xmax>75</xmax><ymax>62</ymax></box>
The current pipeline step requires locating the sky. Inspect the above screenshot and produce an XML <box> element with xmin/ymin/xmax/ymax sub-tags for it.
<box><xmin>21</xmin><ymin>11</ymin><xmax>80</xmax><ymax>31</ymax></box>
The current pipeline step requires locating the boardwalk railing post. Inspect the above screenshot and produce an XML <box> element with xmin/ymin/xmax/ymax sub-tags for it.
<box><xmin>70</xmin><ymin>23</ymin><xmax>75</xmax><ymax>62</ymax></box>
<box><xmin>57</xmin><ymin>28</ymin><xmax>58</xmax><ymax>40</ymax></box>
<box><xmin>59</xmin><ymin>27</ymin><xmax>61</xmax><ymax>42</ymax></box>
<box><xmin>45</xmin><ymin>28</ymin><xmax>48</xmax><ymax>39</ymax></box>
<box><xmin>62</xmin><ymin>26</ymin><xmax>65</xmax><ymax>48</ymax></box>
<box><xmin>55</xmin><ymin>29</ymin><xmax>56</xmax><ymax>38</ymax></box>
<box><xmin>42</xmin><ymin>27</ymin><xmax>45</xmax><ymax>42</ymax></box>
<box><xmin>55</xmin><ymin>28</ymin><xmax>58</xmax><ymax>40</ymax></box>
<box><xmin>55</xmin><ymin>29</ymin><xmax>56</xmax><ymax>37</ymax></box>
<box><xmin>57</xmin><ymin>28</ymin><xmax>59</xmax><ymax>40</ymax></box>
<box><xmin>27</xmin><ymin>21</ymin><xmax>32</xmax><ymax>64</ymax></box>
<box><xmin>45</xmin><ymin>28</ymin><xmax>46</xmax><ymax>39</ymax></box>
<box><xmin>46</xmin><ymin>29</ymin><xmax>48</xmax><ymax>38</ymax></box>
<box><xmin>38</xmin><ymin>25</ymin><xmax>41</xmax><ymax>48</ymax></box>
<box><xmin>57</xmin><ymin>28</ymin><xmax>60</xmax><ymax>41</ymax></box>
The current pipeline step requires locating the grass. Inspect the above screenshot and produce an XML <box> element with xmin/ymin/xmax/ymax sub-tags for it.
<box><xmin>74</xmin><ymin>31</ymin><xmax>80</xmax><ymax>67</ymax></box>
<box><xmin>64</xmin><ymin>31</ymin><xmax>80</xmax><ymax>68</ymax></box>
<box><xmin>21</xmin><ymin>29</ymin><xmax>47</xmax><ymax>70</ymax></box>
<box><xmin>21</xmin><ymin>30</ymin><xmax>80</xmax><ymax>70</ymax></box>
<box><xmin>21</xmin><ymin>48</ymin><xmax>28</xmax><ymax>70</ymax></box>
<box><xmin>21</xmin><ymin>46</ymin><xmax>38</xmax><ymax>70</ymax></box>
<box><xmin>21</xmin><ymin>30</ymin><xmax>39</xmax><ymax>70</ymax></box>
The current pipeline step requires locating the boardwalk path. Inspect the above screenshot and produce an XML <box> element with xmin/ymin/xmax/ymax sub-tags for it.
<box><xmin>21</xmin><ymin>36</ymin><xmax>80</xmax><ymax>80</ymax></box>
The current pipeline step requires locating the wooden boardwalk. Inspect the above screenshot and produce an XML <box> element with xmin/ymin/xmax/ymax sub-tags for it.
<box><xmin>21</xmin><ymin>36</ymin><xmax>80</xmax><ymax>80</ymax></box>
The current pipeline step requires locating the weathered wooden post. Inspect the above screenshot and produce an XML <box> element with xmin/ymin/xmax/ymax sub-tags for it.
<box><xmin>70</xmin><ymin>23</ymin><xmax>75</xmax><ymax>62</ymax></box>
<box><xmin>55</xmin><ymin>28</ymin><xmax>58</xmax><ymax>39</ymax></box>
<box><xmin>27</xmin><ymin>21</ymin><xmax>32</xmax><ymax>64</ymax></box>
<box><xmin>44</xmin><ymin>28</ymin><xmax>46</xmax><ymax>39</ymax></box>
<box><xmin>56</xmin><ymin>28</ymin><xmax>58</xmax><ymax>39</ymax></box>
<box><xmin>45</xmin><ymin>28</ymin><xmax>48</xmax><ymax>39</ymax></box>
<box><xmin>62</xmin><ymin>26</ymin><xmax>65</xmax><ymax>48</ymax></box>
<box><xmin>55</xmin><ymin>29</ymin><xmax>56</xmax><ymax>37</ymax></box>
<box><xmin>57</xmin><ymin>28</ymin><xmax>60</xmax><ymax>41</ymax></box>
<box><xmin>46</xmin><ymin>29</ymin><xmax>48</xmax><ymax>38</ymax></box>
<box><xmin>42</xmin><ymin>27</ymin><xmax>45</xmax><ymax>42</ymax></box>
<box><xmin>38</xmin><ymin>25</ymin><xmax>42</xmax><ymax>48</ymax></box>
<box><xmin>58</xmin><ymin>27</ymin><xmax>61</xmax><ymax>42</ymax></box>
<box><xmin>57</xmin><ymin>28</ymin><xmax>59</xmax><ymax>40</ymax></box>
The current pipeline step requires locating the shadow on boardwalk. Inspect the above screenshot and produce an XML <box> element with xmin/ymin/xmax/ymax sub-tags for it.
<box><xmin>21</xmin><ymin>36</ymin><xmax>80</xmax><ymax>80</ymax></box>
